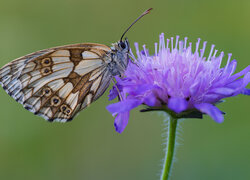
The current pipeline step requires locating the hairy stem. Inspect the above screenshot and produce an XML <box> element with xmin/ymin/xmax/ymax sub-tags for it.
<box><xmin>160</xmin><ymin>115</ymin><xmax>178</xmax><ymax>180</ymax></box>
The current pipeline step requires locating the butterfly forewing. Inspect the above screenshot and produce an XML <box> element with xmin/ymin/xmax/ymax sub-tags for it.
<box><xmin>0</xmin><ymin>43</ymin><xmax>112</xmax><ymax>122</ymax></box>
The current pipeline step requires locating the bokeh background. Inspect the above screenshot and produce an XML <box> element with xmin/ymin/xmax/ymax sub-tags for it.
<box><xmin>0</xmin><ymin>0</ymin><xmax>249</xmax><ymax>179</ymax></box>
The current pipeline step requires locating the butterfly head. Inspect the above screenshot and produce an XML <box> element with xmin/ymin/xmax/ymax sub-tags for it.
<box><xmin>108</xmin><ymin>8</ymin><xmax>152</xmax><ymax>77</ymax></box>
<box><xmin>111</xmin><ymin>38</ymin><xmax>130</xmax><ymax>53</ymax></box>
<box><xmin>113</xmin><ymin>8</ymin><xmax>152</xmax><ymax>54</ymax></box>
<box><xmin>109</xmin><ymin>38</ymin><xmax>130</xmax><ymax>77</ymax></box>
<box><xmin>118</xmin><ymin>38</ymin><xmax>130</xmax><ymax>53</ymax></box>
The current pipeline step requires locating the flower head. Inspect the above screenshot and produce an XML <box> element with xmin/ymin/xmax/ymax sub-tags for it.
<box><xmin>107</xmin><ymin>33</ymin><xmax>250</xmax><ymax>133</ymax></box>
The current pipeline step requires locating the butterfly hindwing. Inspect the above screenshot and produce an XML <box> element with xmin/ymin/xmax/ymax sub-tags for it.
<box><xmin>0</xmin><ymin>43</ymin><xmax>112</xmax><ymax>122</ymax></box>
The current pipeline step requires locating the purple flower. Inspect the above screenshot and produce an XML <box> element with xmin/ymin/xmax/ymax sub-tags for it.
<box><xmin>107</xmin><ymin>33</ymin><xmax>250</xmax><ymax>133</ymax></box>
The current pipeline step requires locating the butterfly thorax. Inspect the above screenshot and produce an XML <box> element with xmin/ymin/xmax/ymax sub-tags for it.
<box><xmin>107</xmin><ymin>39</ymin><xmax>129</xmax><ymax>77</ymax></box>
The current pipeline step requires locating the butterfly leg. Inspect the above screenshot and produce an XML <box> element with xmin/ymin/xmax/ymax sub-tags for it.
<box><xmin>111</xmin><ymin>78</ymin><xmax>124</xmax><ymax>101</ymax></box>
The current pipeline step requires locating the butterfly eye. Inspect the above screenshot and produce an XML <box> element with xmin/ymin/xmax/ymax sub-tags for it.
<box><xmin>119</xmin><ymin>41</ymin><xmax>126</xmax><ymax>49</ymax></box>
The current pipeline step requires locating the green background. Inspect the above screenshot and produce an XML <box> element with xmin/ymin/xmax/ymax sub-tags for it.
<box><xmin>0</xmin><ymin>0</ymin><xmax>249</xmax><ymax>179</ymax></box>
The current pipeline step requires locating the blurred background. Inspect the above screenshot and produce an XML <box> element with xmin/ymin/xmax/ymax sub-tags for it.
<box><xmin>0</xmin><ymin>0</ymin><xmax>249</xmax><ymax>179</ymax></box>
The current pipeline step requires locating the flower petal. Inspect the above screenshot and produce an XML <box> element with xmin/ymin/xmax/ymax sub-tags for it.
<box><xmin>226</xmin><ymin>79</ymin><xmax>243</xmax><ymax>89</ymax></box>
<box><xmin>210</xmin><ymin>87</ymin><xmax>235</xmax><ymax>96</ymax></box>
<box><xmin>108</xmin><ymin>87</ymin><xmax>118</xmax><ymax>101</ymax></box>
<box><xmin>242</xmin><ymin>88</ymin><xmax>250</xmax><ymax>95</ymax></box>
<box><xmin>107</xmin><ymin>34</ymin><xmax>250</xmax><ymax>128</ymax></box>
<box><xmin>229</xmin><ymin>65</ymin><xmax>250</xmax><ymax>81</ymax></box>
<box><xmin>241</xmin><ymin>72</ymin><xmax>250</xmax><ymax>88</ymax></box>
<box><xmin>168</xmin><ymin>97</ymin><xmax>188</xmax><ymax>113</ymax></box>
<box><xmin>114</xmin><ymin>112</ymin><xmax>130</xmax><ymax>133</ymax></box>
<box><xmin>195</xmin><ymin>103</ymin><xmax>224</xmax><ymax>123</ymax></box>
<box><xmin>130</xmin><ymin>84</ymin><xmax>155</xmax><ymax>96</ymax></box>
<box><xmin>143</xmin><ymin>91</ymin><xmax>161</xmax><ymax>107</ymax></box>
<box><xmin>223</xmin><ymin>59</ymin><xmax>237</xmax><ymax>76</ymax></box>
<box><xmin>106</xmin><ymin>99</ymin><xmax>142</xmax><ymax>114</ymax></box>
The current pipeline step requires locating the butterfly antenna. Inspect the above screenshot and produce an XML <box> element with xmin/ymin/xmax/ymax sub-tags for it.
<box><xmin>120</xmin><ymin>8</ymin><xmax>153</xmax><ymax>41</ymax></box>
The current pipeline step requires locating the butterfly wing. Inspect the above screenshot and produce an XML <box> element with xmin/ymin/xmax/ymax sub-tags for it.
<box><xmin>0</xmin><ymin>43</ymin><xmax>113</xmax><ymax>122</ymax></box>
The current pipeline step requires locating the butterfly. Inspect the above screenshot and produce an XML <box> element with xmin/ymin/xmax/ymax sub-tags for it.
<box><xmin>0</xmin><ymin>8</ymin><xmax>152</xmax><ymax>123</ymax></box>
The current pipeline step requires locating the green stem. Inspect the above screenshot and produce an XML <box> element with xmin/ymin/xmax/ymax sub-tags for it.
<box><xmin>160</xmin><ymin>115</ymin><xmax>178</xmax><ymax>180</ymax></box>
